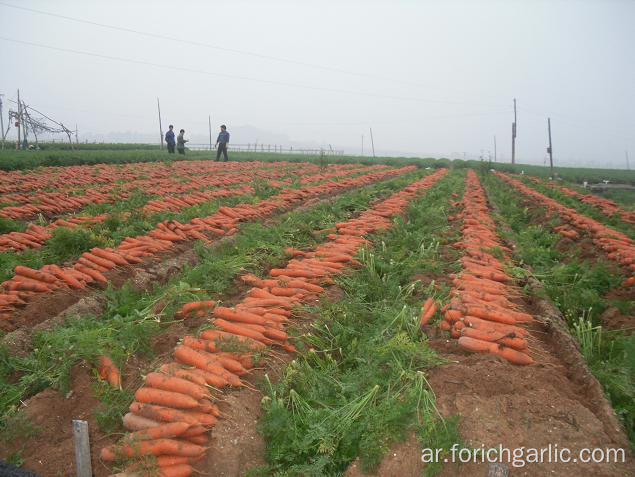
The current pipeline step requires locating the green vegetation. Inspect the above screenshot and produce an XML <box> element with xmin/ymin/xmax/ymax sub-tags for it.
<box><xmin>484</xmin><ymin>172</ymin><xmax>635</xmax><ymax>445</ymax></box>
<box><xmin>0</xmin><ymin>171</ymin><xmax>424</xmax><ymax>434</ymax></box>
<box><xmin>515</xmin><ymin>175</ymin><xmax>635</xmax><ymax>239</ymax></box>
<box><xmin>256</xmin><ymin>171</ymin><xmax>465</xmax><ymax>476</ymax></box>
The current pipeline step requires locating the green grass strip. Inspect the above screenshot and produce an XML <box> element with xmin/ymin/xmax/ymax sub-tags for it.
<box><xmin>255</xmin><ymin>170</ymin><xmax>466</xmax><ymax>477</ymax></box>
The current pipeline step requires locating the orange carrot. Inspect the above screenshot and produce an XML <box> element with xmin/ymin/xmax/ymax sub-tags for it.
<box><xmin>97</xmin><ymin>355</ymin><xmax>122</xmax><ymax>390</ymax></box>
<box><xmin>126</xmin><ymin>422</ymin><xmax>191</xmax><ymax>441</ymax></box>
<box><xmin>174</xmin><ymin>345</ymin><xmax>242</xmax><ymax>387</ymax></box>
<box><xmin>129</xmin><ymin>403</ymin><xmax>202</xmax><ymax>426</ymax></box>
<box><xmin>135</xmin><ymin>387</ymin><xmax>200</xmax><ymax>409</ymax></box>
<box><xmin>145</xmin><ymin>372</ymin><xmax>211</xmax><ymax>400</ymax></box>
<box><xmin>100</xmin><ymin>438</ymin><xmax>205</xmax><ymax>461</ymax></box>
<box><xmin>420</xmin><ymin>300</ymin><xmax>438</xmax><ymax>326</ymax></box>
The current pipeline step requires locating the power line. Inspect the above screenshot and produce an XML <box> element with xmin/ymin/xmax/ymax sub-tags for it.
<box><xmin>0</xmin><ymin>0</ymin><xmax>495</xmax><ymax>101</ymax></box>
<box><xmin>0</xmin><ymin>36</ymin><xmax>506</xmax><ymax>107</ymax></box>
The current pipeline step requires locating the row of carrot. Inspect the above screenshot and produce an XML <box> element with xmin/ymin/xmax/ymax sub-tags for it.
<box><xmin>526</xmin><ymin>176</ymin><xmax>635</xmax><ymax>226</ymax></box>
<box><xmin>0</xmin><ymin>166</ymin><xmax>416</xmax><ymax>328</ymax></box>
<box><xmin>497</xmin><ymin>173</ymin><xmax>635</xmax><ymax>286</ymax></box>
<box><xmin>0</xmin><ymin>163</ymin><xmax>323</xmax><ymax>253</ymax></box>
<box><xmin>0</xmin><ymin>159</ymin><xmax>324</xmax><ymax>196</ymax></box>
<box><xmin>439</xmin><ymin>170</ymin><xmax>535</xmax><ymax>365</ymax></box>
<box><xmin>0</xmin><ymin>161</ymin><xmax>308</xmax><ymax>220</ymax></box>
<box><xmin>98</xmin><ymin>168</ymin><xmax>449</xmax><ymax>476</ymax></box>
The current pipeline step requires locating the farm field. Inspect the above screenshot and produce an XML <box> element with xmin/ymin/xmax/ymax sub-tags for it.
<box><xmin>0</xmin><ymin>157</ymin><xmax>633</xmax><ymax>477</ymax></box>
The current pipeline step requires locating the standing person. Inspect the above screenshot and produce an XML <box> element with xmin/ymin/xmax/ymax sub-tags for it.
<box><xmin>165</xmin><ymin>125</ymin><xmax>176</xmax><ymax>154</ymax></box>
<box><xmin>177</xmin><ymin>129</ymin><xmax>188</xmax><ymax>155</ymax></box>
<box><xmin>215</xmin><ymin>125</ymin><xmax>230</xmax><ymax>161</ymax></box>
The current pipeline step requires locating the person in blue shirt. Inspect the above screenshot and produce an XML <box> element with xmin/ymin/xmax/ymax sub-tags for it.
<box><xmin>165</xmin><ymin>125</ymin><xmax>176</xmax><ymax>154</ymax></box>
<box><xmin>215</xmin><ymin>125</ymin><xmax>230</xmax><ymax>161</ymax></box>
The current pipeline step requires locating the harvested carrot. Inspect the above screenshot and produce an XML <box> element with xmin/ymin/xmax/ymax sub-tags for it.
<box><xmin>420</xmin><ymin>299</ymin><xmax>438</xmax><ymax>326</ymax></box>
<box><xmin>145</xmin><ymin>372</ymin><xmax>211</xmax><ymax>400</ymax></box>
<box><xmin>135</xmin><ymin>387</ymin><xmax>200</xmax><ymax>409</ymax></box>
<box><xmin>97</xmin><ymin>355</ymin><xmax>122</xmax><ymax>390</ymax></box>
<box><xmin>129</xmin><ymin>402</ymin><xmax>202</xmax><ymax>426</ymax></box>
<box><xmin>100</xmin><ymin>438</ymin><xmax>205</xmax><ymax>460</ymax></box>
<box><xmin>125</xmin><ymin>421</ymin><xmax>191</xmax><ymax>441</ymax></box>
<box><xmin>174</xmin><ymin>345</ymin><xmax>242</xmax><ymax>387</ymax></box>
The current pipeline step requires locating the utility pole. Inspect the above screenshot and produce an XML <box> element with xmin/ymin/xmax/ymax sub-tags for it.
<box><xmin>547</xmin><ymin>117</ymin><xmax>554</xmax><ymax>178</ymax></box>
<box><xmin>626</xmin><ymin>150</ymin><xmax>630</xmax><ymax>171</ymax></box>
<box><xmin>511</xmin><ymin>98</ymin><xmax>517</xmax><ymax>164</ymax></box>
<box><xmin>208</xmin><ymin>115</ymin><xmax>212</xmax><ymax>150</ymax></box>
<box><xmin>157</xmin><ymin>97</ymin><xmax>164</xmax><ymax>149</ymax></box>
<box><xmin>16</xmin><ymin>89</ymin><xmax>21</xmax><ymax>150</ymax></box>
<box><xmin>493</xmin><ymin>135</ymin><xmax>497</xmax><ymax>162</ymax></box>
<box><xmin>369</xmin><ymin>127</ymin><xmax>376</xmax><ymax>158</ymax></box>
<box><xmin>75</xmin><ymin>124</ymin><xmax>79</xmax><ymax>144</ymax></box>
<box><xmin>0</xmin><ymin>93</ymin><xmax>5</xmax><ymax>150</ymax></box>
<box><xmin>361</xmin><ymin>134</ymin><xmax>364</xmax><ymax>156</ymax></box>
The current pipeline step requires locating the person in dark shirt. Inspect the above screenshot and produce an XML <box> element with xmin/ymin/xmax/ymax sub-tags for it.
<box><xmin>177</xmin><ymin>129</ymin><xmax>188</xmax><ymax>155</ymax></box>
<box><xmin>215</xmin><ymin>125</ymin><xmax>230</xmax><ymax>161</ymax></box>
<box><xmin>165</xmin><ymin>125</ymin><xmax>176</xmax><ymax>153</ymax></box>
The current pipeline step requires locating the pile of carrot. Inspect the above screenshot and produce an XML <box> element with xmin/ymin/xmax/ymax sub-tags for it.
<box><xmin>101</xmin><ymin>169</ymin><xmax>448</xmax><ymax>475</ymax></box>
<box><xmin>441</xmin><ymin>171</ymin><xmax>535</xmax><ymax>366</ymax></box>
<box><xmin>0</xmin><ymin>166</ymin><xmax>415</xmax><ymax>326</ymax></box>
<box><xmin>498</xmin><ymin>173</ymin><xmax>635</xmax><ymax>285</ymax></box>
<box><xmin>527</xmin><ymin>176</ymin><xmax>635</xmax><ymax>226</ymax></box>
<box><xmin>0</xmin><ymin>215</ymin><xmax>109</xmax><ymax>253</ymax></box>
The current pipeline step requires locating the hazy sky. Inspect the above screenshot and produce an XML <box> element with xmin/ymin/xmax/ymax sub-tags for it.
<box><xmin>1</xmin><ymin>0</ymin><xmax>633</xmax><ymax>167</ymax></box>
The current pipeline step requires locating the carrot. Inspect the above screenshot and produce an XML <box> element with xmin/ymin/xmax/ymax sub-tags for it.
<box><xmin>157</xmin><ymin>456</ymin><xmax>197</xmax><ymax>467</ymax></box>
<box><xmin>135</xmin><ymin>387</ymin><xmax>200</xmax><ymax>409</ymax></box>
<box><xmin>460</xmin><ymin>327</ymin><xmax>528</xmax><ymax>351</ymax></box>
<box><xmin>14</xmin><ymin>266</ymin><xmax>56</xmax><ymax>283</ymax></box>
<box><xmin>77</xmin><ymin>256</ymin><xmax>110</xmax><ymax>273</ymax></box>
<box><xmin>82</xmin><ymin>252</ymin><xmax>117</xmax><ymax>270</ymax></box>
<box><xmin>48</xmin><ymin>265</ymin><xmax>84</xmax><ymax>289</ymax></box>
<box><xmin>145</xmin><ymin>372</ymin><xmax>211</xmax><ymax>400</ymax></box>
<box><xmin>129</xmin><ymin>403</ymin><xmax>202</xmax><ymax>426</ymax></box>
<box><xmin>126</xmin><ymin>422</ymin><xmax>191</xmax><ymax>441</ymax></box>
<box><xmin>213</xmin><ymin>307</ymin><xmax>267</xmax><ymax>326</ymax></box>
<box><xmin>624</xmin><ymin>277</ymin><xmax>635</xmax><ymax>287</ymax></box>
<box><xmin>174</xmin><ymin>345</ymin><xmax>242</xmax><ymax>387</ymax></box>
<box><xmin>182</xmin><ymin>336</ymin><xmax>218</xmax><ymax>354</ymax></box>
<box><xmin>123</xmin><ymin>412</ymin><xmax>161</xmax><ymax>432</ymax></box>
<box><xmin>420</xmin><ymin>300</ymin><xmax>438</xmax><ymax>326</ymax></box>
<box><xmin>100</xmin><ymin>438</ymin><xmax>205</xmax><ymax>461</ymax></box>
<box><xmin>212</xmin><ymin>319</ymin><xmax>272</xmax><ymax>345</ymax></box>
<box><xmin>200</xmin><ymin>329</ymin><xmax>265</xmax><ymax>350</ymax></box>
<box><xmin>463</xmin><ymin>315</ymin><xmax>529</xmax><ymax>338</ymax></box>
<box><xmin>97</xmin><ymin>355</ymin><xmax>122</xmax><ymax>389</ymax></box>
<box><xmin>180</xmin><ymin>300</ymin><xmax>216</xmax><ymax>317</ymax></box>
<box><xmin>457</xmin><ymin>336</ymin><xmax>496</xmax><ymax>353</ymax></box>
<box><xmin>91</xmin><ymin>248</ymin><xmax>129</xmax><ymax>266</ymax></box>
<box><xmin>157</xmin><ymin>463</ymin><xmax>194</xmax><ymax>477</ymax></box>
<box><xmin>75</xmin><ymin>264</ymin><xmax>108</xmax><ymax>283</ymax></box>
<box><xmin>158</xmin><ymin>363</ymin><xmax>208</xmax><ymax>387</ymax></box>
<box><xmin>492</xmin><ymin>346</ymin><xmax>535</xmax><ymax>365</ymax></box>
<box><xmin>183</xmin><ymin>434</ymin><xmax>209</xmax><ymax>445</ymax></box>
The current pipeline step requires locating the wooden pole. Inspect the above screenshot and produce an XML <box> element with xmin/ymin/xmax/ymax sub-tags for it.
<box><xmin>72</xmin><ymin>420</ymin><xmax>93</xmax><ymax>477</ymax></box>
<box><xmin>157</xmin><ymin>97</ymin><xmax>164</xmax><ymax>149</ymax></box>
<box><xmin>208</xmin><ymin>115</ymin><xmax>212</xmax><ymax>151</ymax></box>
<box><xmin>493</xmin><ymin>135</ymin><xmax>497</xmax><ymax>162</ymax></box>
<box><xmin>16</xmin><ymin>89</ymin><xmax>21</xmax><ymax>150</ymax></box>
<box><xmin>626</xmin><ymin>150</ymin><xmax>630</xmax><ymax>171</ymax></box>
<box><xmin>511</xmin><ymin>98</ymin><xmax>517</xmax><ymax>164</ymax></box>
<box><xmin>0</xmin><ymin>94</ymin><xmax>5</xmax><ymax>150</ymax></box>
<box><xmin>369</xmin><ymin>128</ymin><xmax>376</xmax><ymax>158</ymax></box>
<box><xmin>547</xmin><ymin>117</ymin><xmax>554</xmax><ymax>177</ymax></box>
